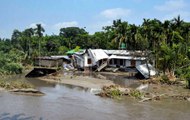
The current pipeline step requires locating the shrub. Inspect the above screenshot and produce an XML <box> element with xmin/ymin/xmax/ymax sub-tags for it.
<box><xmin>180</xmin><ymin>67</ymin><xmax>190</xmax><ymax>88</ymax></box>
<box><xmin>184</xmin><ymin>73</ymin><xmax>190</xmax><ymax>89</ymax></box>
<box><xmin>3</xmin><ymin>63</ymin><xmax>23</xmax><ymax>74</ymax></box>
<box><xmin>109</xmin><ymin>89</ymin><xmax>123</xmax><ymax>98</ymax></box>
<box><xmin>160</xmin><ymin>75</ymin><xmax>170</xmax><ymax>84</ymax></box>
<box><xmin>98</xmin><ymin>85</ymin><xmax>124</xmax><ymax>99</ymax></box>
<box><xmin>0</xmin><ymin>50</ymin><xmax>25</xmax><ymax>75</ymax></box>
<box><xmin>129</xmin><ymin>90</ymin><xmax>144</xmax><ymax>99</ymax></box>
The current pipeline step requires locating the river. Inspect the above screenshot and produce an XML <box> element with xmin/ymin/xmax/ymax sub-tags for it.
<box><xmin>0</xmin><ymin>74</ymin><xmax>190</xmax><ymax>120</ymax></box>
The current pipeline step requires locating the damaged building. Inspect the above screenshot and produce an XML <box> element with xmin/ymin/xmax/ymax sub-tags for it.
<box><xmin>72</xmin><ymin>49</ymin><xmax>147</xmax><ymax>71</ymax></box>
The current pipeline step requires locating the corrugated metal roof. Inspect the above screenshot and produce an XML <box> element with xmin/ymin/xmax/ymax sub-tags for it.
<box><xmin>104</xmin><ymin>50</ymin><xmax>128</xmax><ymax>55</ymax></box>
<box><xmin>35</xmin><ymin>56</ymin><xmax>71</xmax><ymax>60</ymax></box>
<box><xmin>108</xmin><ymin>55</ymin><xmax>146</xmax><ymax>60</ymax></box>
<box><xmin>35</xmin><ymin>56</ymin><xmax>61</xmax><ymax>60</ymax></box>
<box><xmin>73</xmin><ymin>49</ymin><xmax>147</xmax><ymax>61</ymax></box>
<box><xmin>51</xmin><ymin>55</ymin><xmax>70</xmax><ymax>60</ymax></box>
<box><xmin>73</xmin><ymin>54</ymin><xmax>84</xmax><ymax>60</ymax></box>
<box><xmin>74</xmin><ymin>49</ymin><xmax>86</xmax><ymax>55</ymax></box>
<box><xmin>104</xmin><ymin>50</ymin><xmax>147</xmax><ymax>56</ymax></box>
<box><xmin>88</xmin><ymin>49</ymin><xmax>109</xmax><ymax>62</ymax></box>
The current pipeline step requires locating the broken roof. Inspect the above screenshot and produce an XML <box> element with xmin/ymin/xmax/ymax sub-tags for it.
<box><xmin>88</xmin><ymin>49</ymin><xmax>109</xmax><ymax>62</ymax></box>
<box><xmin>104</xmin><ymin>50</ymin><xmax>148</xmax><ymax>56</ymax></box>
<box><xmin>136</xmin><ymin>64</ymin><xmax>157</xmax><ymax>79</ymax></box>
<box><xmin>51</xmin><ymin>55</ymin><xmax>70</xmax><ymax>60</ymax></box>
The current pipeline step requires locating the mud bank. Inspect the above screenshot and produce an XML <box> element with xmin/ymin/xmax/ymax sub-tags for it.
<box><xmin>37</xmin><ymin>71</ymin><xmax>190</xmax><ymax>102</ymax></box>
<box><xmin>0</xmin><ymin>79</ymin><xmax>44</xmax><ymax>96</ymax></box>
<box><xmin>38</xmin><ymin>72</ymin><xmax>115</xmax><ymax>90</ymax></box>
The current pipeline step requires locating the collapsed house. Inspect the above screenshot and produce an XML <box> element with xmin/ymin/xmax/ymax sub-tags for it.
<box><xmin>105</xmin><ymin>50</ymin><xmax>147</xmax><ymax>69</ymax></box>
<box><xmin>72</xmin><ymin>49</ymin><xmax>147</xmax><ymax>71</ymax></box>
<box><xmin>26</xmin><ymin>56</ymin><xmax>71</xmax><ymax>78</ymax></box>
<box><xmin>34</xmin><ymin>56</ymin><xmax>70</xmax><ymax>67</ymax></box>
<box><xmin>71</xmin><ymin>49</ymin><xmax>157</xmax><ymax>78</ymax></box>
<box><xmin>72</xmin><ymin>49</ymin><xmax>109</xmax><ymax>71</ymax></box>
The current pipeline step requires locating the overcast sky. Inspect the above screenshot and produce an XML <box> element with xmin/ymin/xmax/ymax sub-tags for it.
<box><xmin>0</xmin><ymin>0</ymin><xmax>190</xmax><ymax>38</ymax></box>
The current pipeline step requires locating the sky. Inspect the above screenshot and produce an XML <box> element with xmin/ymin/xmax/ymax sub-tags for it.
<box><xmin>0</xmin><ymin>0</ymin><xmax>190</xmax><ymax>39</ymax></box>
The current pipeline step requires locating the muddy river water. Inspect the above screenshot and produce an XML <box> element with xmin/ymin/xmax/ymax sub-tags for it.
<box><xmin>0</xmin><ymin>74</ymin><xmax>190</xmax><ymax>120</ymax></box>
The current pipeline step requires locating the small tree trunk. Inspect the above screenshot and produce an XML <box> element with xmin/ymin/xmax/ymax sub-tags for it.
<box><xmin>145</xmin><ymin>49</ymin><xmax>151</xmax><ymax>78</ymax></box>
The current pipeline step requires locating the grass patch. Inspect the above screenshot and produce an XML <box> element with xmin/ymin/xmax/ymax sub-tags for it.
<box><xmin>97</xmin><ymin>85</ymin><xmax>124</xmax><ymax>99</ymax></box>
<box><xmin>129</xmin><ymin>90</ymin><xmax>144</xmax><ymax>99</ymax></box>
<box><xmin>0</xmin><ymin>80</ymin><xmax>34</xmax><ymax>90</ymax></box>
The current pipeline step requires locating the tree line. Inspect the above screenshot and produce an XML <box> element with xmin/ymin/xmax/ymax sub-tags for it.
<box><xmin>0</xmin><ymin>16</ymin><xmax>190</xmax><ymax>81</ymax></box>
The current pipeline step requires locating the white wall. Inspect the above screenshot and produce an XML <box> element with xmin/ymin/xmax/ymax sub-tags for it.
<box><xmin>84</xmin><ymin>53</ymin><xmax>88</xmax><ymax>67</ymax></box>
<box><xmin>125</xmin><ymin>60</ymin><xmax>131</xmax><ymax>67</ymax></box>
<box><xmin>136</xmin><ymin>60</ymin><xmax>142</xmax><ymax>66</ymax></box>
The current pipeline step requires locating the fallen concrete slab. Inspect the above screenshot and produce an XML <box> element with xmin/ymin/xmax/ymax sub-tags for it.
<box><xmin>136</xmin><ymin>64</ymin><xmax>157</xmax><ymax>79</ymax></box>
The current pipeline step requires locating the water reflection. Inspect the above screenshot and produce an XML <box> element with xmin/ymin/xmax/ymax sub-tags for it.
<box><xmin>0</xmin><ymin>113</ymin><xmax>42</xmax><ymax>120</ymax></box>
<box><xmin>27</xmin><ymin>78</ymin><xmax>94</xmax><ymax>93</ymax></box>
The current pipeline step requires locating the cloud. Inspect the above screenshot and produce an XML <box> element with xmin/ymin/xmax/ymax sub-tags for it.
<box><xmin>100</xmin><ymin>8</ymin><xmax>131</xmax><ymax>19</ymax></box>
<box><xmin>154</xmin><ymin>0</ymin><xmax>190</xmax><ymax>21</ymax></box>
<box><xmin>29</xmin><ymin>22</ymin><xmax>46</xmax><ymax>28</ymax></box>
<box><xmin>89</xmin><ymin>20</ymin><xmax>112</xmax><ymax>34</ymax></box>
<box><xmin>163</xmin><ymin>11</ymin><xmax>190</xmax><ymax>21</ymax></box>
<box><xmin>53</xmin><ymin>21</ymin><xmax>78</xmax><ymax>29</ymax></box>
<box><xmin>154</xmin><ymin>0</ymin><xmax>186</xmax><ymax>12</ymax></box>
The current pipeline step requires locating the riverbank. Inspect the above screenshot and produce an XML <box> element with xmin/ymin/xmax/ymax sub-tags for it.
<box><xmin>37</xmin><ymin>71</ymin><xmax>190</xmax><ymax>102</ymax></box>
<box><xmin>39</xmin><ymin>71</ymin><xmax>115</xmax><ymax>90</ymax></box>
<box><xmin>0</xmin><ymin>79</ymin><xmax>44</xmax><ymax>96</ymax></box>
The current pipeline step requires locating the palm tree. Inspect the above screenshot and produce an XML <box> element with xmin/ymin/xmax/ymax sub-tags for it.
<box><xmin>23</xmin><ymin>28</ymin><xmax>34</xmax><ymax>58</ymax></box>
<box><xmin>35</xmin><ymin>24</ymin><xmax>45</xmax><ymax>38</ymax></box>
<box><xmin>112</xmin><ymin>19</ymin><xmax>128</xmax><ymax>49</ymax></box>
<box><xmin>172</xmin><ymin>15</ymin><xmax>184</xmax><ymax>29</ymax></box>
<box><xmin>127</xmin><ymin>24</ymin><xmax>138</xmax><ymax>50</ymax></box>
<box><xmin>11</xmin><ymin>29</ymin><xmax>22</xmax><ymax>48</ymax></box>
<box><xmin>34</xmin><ymin>24</ymin><xmax>45</xmax><ymax>66</ymax></box>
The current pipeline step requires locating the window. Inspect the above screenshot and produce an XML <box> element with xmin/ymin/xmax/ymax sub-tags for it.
<box><xmin>109</xmin><ymin>59</ymin><xmax>113</xmax><ymax>64</ymax></box>
<box><xmin>114</xmin><ymin>59</ymin><xmax>117</xmax><ymax>65</ymax></box>
<box><xmin>131</xmin><ymin>60</ymin><xmax>136</xmax><ymax>67</ymax></box>
<box><xmin>88</xmin><ymin>58</ymin><xmax>92</xmax><ymax>64</ymax></box>
<box><xmin>120</xmin><ymin>59</ymin><xmax>123</xmax><ymax>66</ymax></box>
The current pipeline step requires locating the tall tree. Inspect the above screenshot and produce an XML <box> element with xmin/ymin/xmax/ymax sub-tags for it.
<box><xmin>105</xmin><ymin>19</ymin><xmax>129</xmax><ymax>49</ymax></box>
<box><xmin>59</xmin><ymin>27</ymin><xmax>88</xmax><ymax>49</ymax></box>
<box><xmin>35</xmin><ymin>24</ymin><xmax>45</xmax><ymax>37</ymax></box>
<box><xmin>34</xmin><ymin>24</ymin><xmax>45</xmax><ymax>58</ymax></box>
<box><xmin>22</xmin><ymin>28</ymin><xmax>34</xmax><ymax>58</ymax></box>
<box><xmin>11</xmin><ymin>29</ymin><xmax>22</xmax><ymax>49</ymax></box>
<box><xmin>172</xmin><ymin>15</ymin><xmax>184</xmax><ymax>30</ymax></box>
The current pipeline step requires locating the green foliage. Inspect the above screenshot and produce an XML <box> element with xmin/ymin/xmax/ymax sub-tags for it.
<box><xmin>59</xmin><ymin>27</ymin><xmax>88</xmax><ymax>49</ymax></box>
<box><xmin>100</xmin><ymin>85</ymin><xmax>124</xmax><ymax>99</ymax></box>
<box><xmin>180</xmin><ymin>67</ymin><xmax>190</xmax><ymax>88</ymax></box>
<box><xmin>129</xmin><ymin>90</ymin><xmax>144</xmax><ymax>99</ymax></box>
<box><xmin>185</xmin><ymin>79</ymin><xmax>190</xmax><ymax>89</ymax></box>
<box><xmin>109</xmin><ymin>89</ymin><xmax>123</xmax><ymax>98</ymax></box>
<box><xmin>3</xmin><ymin>63</ymin><xmax>23</xmax><ymax>74</ymax></box>
<box><xmin>0</xmin><ymin>49</ymin><xmax>24</xmax><ymax>75</ymax></box>
<box><xmin>74</xmin><ymin>46</ymin><xmax>80</xmax><ymax>52</ymax></box>
<box><xmin>160</xmin><ymin>75</ymin><xmax>170</xmax><ymax>84</ymax></box>
<box><xmin>58</xmin><ymin>46</ymin><xmax>69</xmax><ymax>54</ymax></box>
